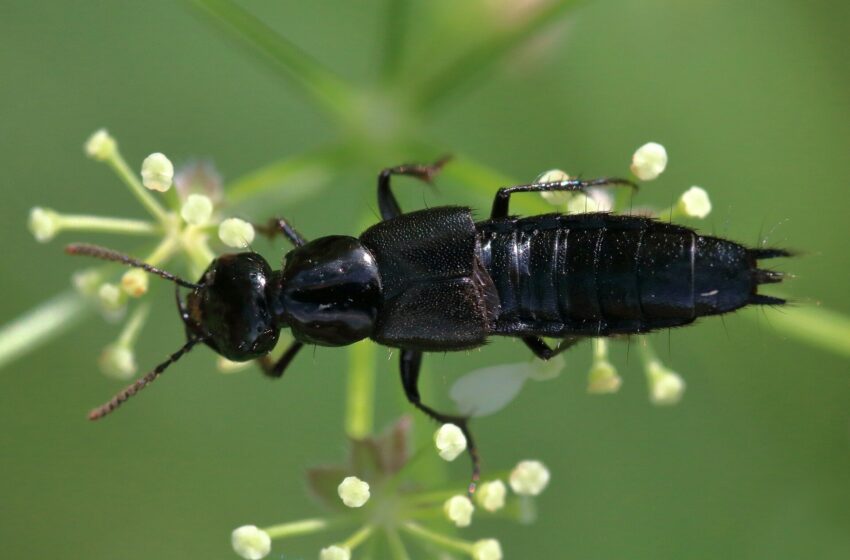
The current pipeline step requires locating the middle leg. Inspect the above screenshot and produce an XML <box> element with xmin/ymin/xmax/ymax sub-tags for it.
<box><xmin>377</xmin><ymin>156</ymin><xmax>451</xmax><ymax>220</ymax></box>
<box><xmin>491</xmin><ymin>177</ymin><xmax>637</xmax><ymax>219</ymax></box>
<box><xmin>399</xmin><ymin>349</ymin><xmax>480</xmax><ymax>495</ymax></box>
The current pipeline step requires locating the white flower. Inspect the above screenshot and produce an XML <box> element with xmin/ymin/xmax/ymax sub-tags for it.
<box><xmin>646</xmin><ymin>361</ymin><xmax>686</xmax><ymax>405</ymax></box>
<box><xmin>120</xmin><ymin>269</ymin><xmax>149</xmax><ymax>298</ymax></box>
<box><xmin>319</xmin><ymin>545</ymin><xmax>351</xmax><ymax>560</ymax></box>
<box><xmin>84</xmin><ymin>129</ymin><xmax>117</xmax><ymax>161</ymax></box>
<box><xmin>28</xmin><ymin>207</ymin><xmax>61</xmax><ymax>242</ymax></box>
<box><xmin>98</xmin><ymin>343</ymin><xmax>136</xmax><ymax>380</ymax></box>
<box><xmin>443</xmin><ymin>495</ymin><xmax>474</xmax><ymax>527</ymax></box>
<box><xmin>141</xmin><ymin>152</ymin><xmax>174</xmax><ymax>192</ymax></box>
<box><xmin>472</xmin><ymin>538</ymin><xmax>503</xmax><ymax>560</ymax></box>
<box><xmin>536</xmin><ymin>169</ymin><xmax>572</xmax><ymax>205</ymax></box>
<box><xmin>434</xmin><ymin>423</ymin><xmax>467</xmax><ymax>461</ymax></box>
<box><xmin>677</xmin><ymin>186</ymin><xmax>711</xmax><ymax>218</ymax></box>
<box><xmin>630</xmin><ymin>142</ymin><xmax>668</xmax><ymax>181</ymax></box>
<box><xmin>475</xmin><ymin>480</ymin><xmax>507</xmax><ymax>512</ymax></box>
<box><xmin>219</xmin><ymin>218</ymin><xmax>256</xmax><ymax>248</ymax></box>
<box><xmin>587</xmin><ymin>360</ymin><xmax>622</xmax><ymax>394</ymax></box>
<box><xmin>337</xmin><ymin>476</ymin><xmax>370</xmax><ymax>508</ymax></box>
<box><xmin>509</xmin><ymin>460</ymin><xmax>550</xmax><ymax>496</ymax></box>
<box><xmin>180</xmin><ymin>194</ymin><xmax>214</xmax><ymax>225</ymax></box>
<box><xmin>97</xmin><ymin>282</ymin><xmax>125</xmax><ymax>311</ymax></box>
<box><xmin>217</xmin><ymin>356</ymin><xmax>252</xmax><ymax>373</ymax></box>
<box><xmin>231</xmin><ymin>525</ymin><xmax>271</xmax><ymax>560</ymax></box>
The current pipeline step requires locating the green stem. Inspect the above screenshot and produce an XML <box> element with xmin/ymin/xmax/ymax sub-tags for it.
<box><xmin>262</xmin><ymin>516</ymin><xmax>345</xmax><ymax>539</ymax></box>
<box><xmin>106</xmin><ymin>151</ymin><xmax>170</xmax><ymax>223</ymax></box>
<box><xmin>189</xmin><ymin>0</ymin><xmax>359</xmax><ymax>121</ymax></box>
<box><xmin>0</xmin><ymin>291</ymin><xmax>89</xmax><ymax>371</ymax></box>
<box><xmin>342</xmin><ymin>524</ymin><xmax>375</xmax><ymax>550</ymax></box>
<box><xmin>345</xmin><ymin>340</ymin><xmax>377</xmax><ymax>438</ymax></box>
<box><xmin>55</xmin><ymin>214</ymin><xmax>160</xmax><ymax>236</ymax></box>
<box><xmin>413</xmin><ymin>0</ymin><xmax>580</xmax><ymax>112</ymax></box>
<box><xmin>749</xmin><ymin>303</ymin><xmax>850</xmax><ymax>359</ymax></box>
<box><xmin>401</xmin><ymin>522</ymin><xmax>473</xmax><ymax>554</ymax></box>
<box><xmin>385</xmin><ymin>527</ymin><xmax>412</xmax><ymax>560</ymax></box>
<box><xmin>116</xmin><ymin>303</ymin><xmax>150</xmax><ymax>347</ymax></box>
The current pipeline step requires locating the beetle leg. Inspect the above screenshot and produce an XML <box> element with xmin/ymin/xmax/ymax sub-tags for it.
<box><xmin>490</xmin><ymin>177</ymin><xmax>637</xmax><ymax>219</ymax></box>
<box><xmin>378</xmin><ymin>156</ymin><xmax>451</xmax><ymax>220</ymax></box>
<box><xmin>258</xmin><ymin>341</ymin><xmax>304</xmax><ymax>378</ymax></box>
<box><xmin>255</xmin><ymin>217</ymin><xmax>308</xmax><ymax>247</ymax></box>
<box><xmin>400</xmin><ymin>349</ymin><xmax>480</xmax><ymax>495</ymax></box>
<box><xmin>522</xmin><ymin>335</ymin><xmax>582</xmax><ymax>360</ymax></box>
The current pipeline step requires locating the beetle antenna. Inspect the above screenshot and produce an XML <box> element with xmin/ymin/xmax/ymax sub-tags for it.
<box><xmin>66</xmin><ymin>243</ymin><xmax>200</xmax><ymax>289</ymax></box>
<box><xmin>88</xmin><ymin>337</ymin><xmax>204</xmax><ymax>420</ymax></box>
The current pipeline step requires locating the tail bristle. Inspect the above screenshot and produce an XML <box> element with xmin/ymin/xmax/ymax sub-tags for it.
<box><xmin>750</xmin><ymin>248</ymin><xmax>793</xmax><ymax>259</ymax></box>
<box><xmin>750</xmin><ymin>294</ymin><xmax>786</xmax><ymax>306</ymax></box>
<box><xmin>754</xmin><ymin>269</ymin><xmax>784</xmax><ymax>284</ymax></box>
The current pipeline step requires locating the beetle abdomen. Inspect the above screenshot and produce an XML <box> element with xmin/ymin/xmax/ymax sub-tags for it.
<box><xmin>476</xmin><ymin>213</ymin><xmax>785</xmax><ymax>337</ymax></box>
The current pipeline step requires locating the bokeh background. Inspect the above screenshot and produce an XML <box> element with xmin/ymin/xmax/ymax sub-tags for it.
<box><xmin>1</xmin><ymin>1</ymin><xmax>848</xmax><ymax>558</ymax></box>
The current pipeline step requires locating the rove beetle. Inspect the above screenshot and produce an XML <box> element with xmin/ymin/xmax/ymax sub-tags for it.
<box><xmin>68</xmin><ymin>159</ymin><xmax>789</xmax><ymax>493</ymax></box>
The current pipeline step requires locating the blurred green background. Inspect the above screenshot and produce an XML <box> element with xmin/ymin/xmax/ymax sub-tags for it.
<box><xmin>1</xmin><ymin>1</ymin><xmax>848</xmax><ymax>558</ymax></box>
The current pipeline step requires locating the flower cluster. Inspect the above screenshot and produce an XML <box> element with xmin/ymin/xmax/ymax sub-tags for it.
<box><xmin>230</xmin><ymin>420</ymin><xmax>552</xmax><ymax>559</ymax></box>
<box><xmin>28</xmin><ymin>129</ymin><xmax>258</xmax><ymax>379</ymax></box>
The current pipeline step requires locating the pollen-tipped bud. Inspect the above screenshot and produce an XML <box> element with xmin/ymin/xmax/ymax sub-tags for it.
<box><xmin>319</xmin><ymin>545</ymin><xmax>351</xmax><ymax>560</ymax></box>
<box><xmin>141</xmin><ymin>152</ymin><xmax>174</xmax><ymax>192</ymax></box>
<box><xmin>98</xmin><ymin>343</ymin><xmax>136</xmax><ymax>380</ymax></box>
<box><xmin>219</xmin><ymin>218</ymin><xmax>256</xmax><ymax>248</ymax></box>
<box><xmin>475</xmin><ymin>480</ymin><xmax>507</xmax><ymax>512</ymax></box>
<box><xmin>535</xmin><ymin>169</ymin><xmax>572</xmax><ymax>205</ymax></box>
<box><xmin>84</xmin><ymin>129</ymin><xmax>117</xmax><ymax>161</ymax></box>
<box><xmin>587</xmin><ymin>360</ymin><xmax>622</xmax><ymax>394</ymax></box>
<box><xmin>97</xmin><ymin>282</ymin><xmax>125</xmax><ymax>312</ymax></box>
<box><xmin>630</xmin><ymin>142</ymin><xmax>667</xmax><ymax>181</ymax></box>
<box><xmin>72</xmin><ymin>269</ymin><xmax>103</xmax><ymax>296</ymax></box>
<box><xmin>434</xmin><ymin>423</ymin><xmax>467</xmax><ymax>461</ymax></box>
<box><xmin>677</xmin><ymin>186</ymin><xmax>711</xmax><ymax>218</ymax></box>
<box><xmin>231</xmin><ymin>525</ymin><xmax>271</xmax><ymax>560</ymax></box>
<box><xmin>645</xmin><ymin>360</ymin><xmax>685</xmax><ymax>405</ymax></box>
<box><xmin>337</xmin><ymin>476</ymin><xmax>370</xmax><ymax>508</ymax></box>
<box><xmin>120</xmin><ymin>269</ymin><xmax>149</xmax><ymax>298</ymax></box>
<box><xmin>509</xmin><ymin>460</ymin><xmax>550</xmax><ymax>496</ymax></box>
<box><xmin>28</xmin><ymin>207</ymin><xmax>61</xmax><ymax>242</ymax></box>
<box><xmin>472</xmin><ymin>539</ymin><xmax>503</xmax><ymax>560</ymax></box>
<box><xmin>180</xmin><ymin>193</ymin><xmax>214</xmax><ymax>225</ymax></box>
<box><xmin>444</xmin><ymin>495</ymin><xmax>475</xmax><ymax>527</ymax></box>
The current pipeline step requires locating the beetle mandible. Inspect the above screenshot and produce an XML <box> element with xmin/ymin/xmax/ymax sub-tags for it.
<box><xmin>68</xmin><ymin>159</ymin><xmax>789</xmax><ymax>493</ymax></box>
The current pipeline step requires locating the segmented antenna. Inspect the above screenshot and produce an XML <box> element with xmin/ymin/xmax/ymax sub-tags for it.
<box><xmin>88</xmin><ymin>338</ymin><xmax>203</xmax><ymax>420</ymax></box>
<box><xmin>66</xmin><ymin>243</ymin><xmax>200</xmax><ymax>289</ymax></box>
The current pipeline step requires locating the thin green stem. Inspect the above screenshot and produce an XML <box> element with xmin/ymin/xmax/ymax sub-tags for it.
<box><xmin>342</xmin><ymin>524</ymin><xmax>375</xmax><ymax>550</ymax></box>
<box><xmin>750</xmin><ymin>303</ymin><xmax>850</xmax><ymax>359</ymax></box>
<box><xmin>401</xmin><ymin>522</ymin><xmax>473</xmax><ymax>554</ymax></box>
<box><xmin>116</xmin><ymin>303</ymin><xmax>150</xmax><ymax>347</ymax></box>
<box><xmin>345</xmin><ymin>340</ymin><xmax>377</xmax><ymax>438</ymax></box>
<box><xmin>385</xmin><ymin>527</ymin><xmax>412</xmax><ymax>560</ymax></box>
<box><xmin>262</xmin><ymin>516</ymin><xmax>345</xmax><ymax>539</ymax></box>
<box><xmin>54</xmin><ymin>214</ymin><xmax>160</xmax><ymax>236</ymax></box>
<box><xmin>0</xmin><ymin>291</ymin><xmax>89</xmax><ymax>371</ymax></box>
<box><xmin>413</xmin><ymin>0</ymin><xmax>579</xmax><ymax>113</ymax></box>
<box><xmin>106</xmin><ymin>151</ymin><xmax>170</xmax><ymax>223</ymax></box>
<box><xmin>189</xmin><ymin>0</ymin><xmax>359</xmax><ymax>121</ymax></box>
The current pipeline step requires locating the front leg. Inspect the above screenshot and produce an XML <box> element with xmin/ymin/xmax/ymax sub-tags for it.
<box><xmin>258</xmin><ymin>341</ymin><xmax>304</xmax><ymax>378</ymax></box>
<box><xmin>378</xmin><ymin>156</ymin><xmax>450</xmax><ymax>220</ymax></box>
<box><xmin>491</xmin><ymin>177</ymin><xmax>637</xmax><ymax>219</ymax></box>
<box><xmin>400</xmin><ymin>349</ymin><xmax>481</xmax><ymax>495</ymax></box>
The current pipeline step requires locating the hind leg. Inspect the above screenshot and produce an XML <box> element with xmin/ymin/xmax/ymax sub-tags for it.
<box><xmin>522</xmin><ymin>336</ymin><xmax>583</xmax><ymax>360</ymax></box>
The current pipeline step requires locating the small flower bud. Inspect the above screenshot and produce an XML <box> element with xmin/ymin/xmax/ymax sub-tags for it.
<box><xmin>319</xmin><ymin>545</ymin><xmax>351</xmax><ymax>560</ymax></box>
<box><xmin>231</xmin><ymin>525</ymin><xmax>271</xmax><ymax>560</ymax></box>
<box><xmin>677</xmin><ymin>186</ymin><xmax>711</xmax><ymax>218</ymax></box>
<box><xmin>587</xmin><ymin>360</ymin><xmax>622</xmax><ymax>394</ymax></box>
<box><xmin>217</xmin><ymin>356</ymin><xmax>252</xmax><ymax>374</ymax></box>
<box><xmin>535</xmin><ymin>169</ymin><xmax>572</xmax><ymax>205</ymax></box>
<box><xmin>219</xmin><ymin>218</ymin><xmax>256</xmax><ymax>248</ymax></box>
<box><xmin>475</xmin><ymin>480</ymin><xmax>507</xmax><ymax>512</ymax></box>
<box><xmin>472</xmin><ymin>538</ymin><xmax>503</xmax><ymax>560</ymax></box>
<box><xmin>28</xmin><ymin>207</ymin><xmax>61</xmax><ymax>242</ymax></box>
<box><xmin>84</xmin><ymin>129</ymin><xmax>117</xmax><ymax>161</ymax></box>
<box><xmin>527</xmin><ymin>354</ymin><xmax>564</xmax><ymax>381</ymax></box>
<box><xmin>444</xmin><ymin>495</ymin><xmax>475</xmax><ymax>527</ymax></box>
<box><xmin>72</xmin><ymin>269</ymin><xmax>103</xmax><ymax>296</ymax></box>
<box><xmin>434</xmin><ymin>423</ymin><xmax>467</xmax><ymax>461</ymax></box>
<box><xmin>97</xmin><ymin>282</ymin><xmax>125</xmax><ymax>312</ymax></box>
<box><xmin>180</xmin><ymin>194</ymin><xmax>214</xmax><ymax>225</ymax></box>
<box><xmin>141</xmin><ymin>152</ymin><xmax>174</xmax><ymax>192</ymax></box>
<box><xmin>566</xmin><ymin>188</ymin><xmax>614</xmax><ymax>214</ymax></box>
<box><xmin>337</xmin><ymin>476</ymin><xmax>370</xmax><ymax>508</ymax></box>
<box><xmin>509</xmin><ymin>460</ymin><xmax>550</xmax><ymax>496</ymax></box>
<box><xmin>120</xmin><ymin>269</ymin><xmax>149</xmax><ymax>298</ymax></box>
<box><xmin>99</xmin><ymin>343</ymin><xmax>136</xmax><ymax>380</ymax></box>
<box><xmin>630</xmin><ymin>142</ymin><xmax>667</xmax><ymax>181</ymax></box>
<box><xmin>646</xmin><ymin>360</ymin><xmax>685</xmax><ymax>405</ymax></box>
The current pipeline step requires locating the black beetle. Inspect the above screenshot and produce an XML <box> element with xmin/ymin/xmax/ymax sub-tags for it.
<box><xmin>68</xmin><ymin>159</ymin><xmax>789</xmax><ymax>493</ymax></box>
